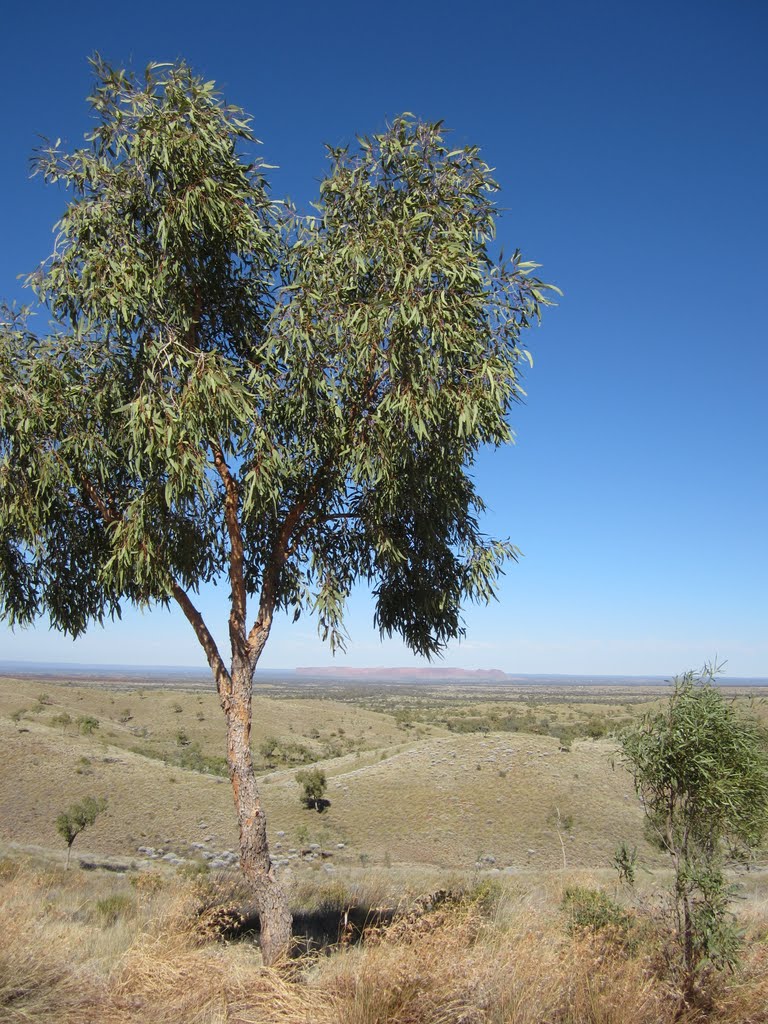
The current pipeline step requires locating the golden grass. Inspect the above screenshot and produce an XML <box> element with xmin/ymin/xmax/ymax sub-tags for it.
<box><xmin>2</xmin><ymin>859</ymin><xmax>768</xmax><ymax>1024</ymax></box>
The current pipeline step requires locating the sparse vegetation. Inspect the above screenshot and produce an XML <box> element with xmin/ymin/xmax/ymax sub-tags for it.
<box><xmin>51</xmin><ymin>711</ymin><xmax>73</xmax><ymax>732</ymax></box>
<box><xmin>55</xmin><ymin>795</ymin><xmax>107</xmax><ymax>867</ymax></box>
<box><xmin>3</xmin><ymin>667</ymin><xmax>768</xmax><ymax>1019</ymax></box>
<box><xmin>259</xmin><ymin>735</ymin><xmax>315</xmax><ymax>768</ymax></box>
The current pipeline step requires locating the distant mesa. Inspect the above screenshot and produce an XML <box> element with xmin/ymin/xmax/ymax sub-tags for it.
<box><xmin>296</xmin><ymin>666</ymin><xmax>511</xmax><ymax>682</ymax></box>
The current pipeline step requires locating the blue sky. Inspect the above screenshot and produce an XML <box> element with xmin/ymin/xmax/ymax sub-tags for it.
<box><xmin>1</xmin><ymin>0</ymin><xmax>766</xmax><ymax>676</ymax></box>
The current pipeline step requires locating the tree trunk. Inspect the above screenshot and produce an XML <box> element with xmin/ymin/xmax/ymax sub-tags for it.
<box><xmin>225</xmin><ymin>659</ymin><xmax>292</xmax><ymax>965</ymax></box>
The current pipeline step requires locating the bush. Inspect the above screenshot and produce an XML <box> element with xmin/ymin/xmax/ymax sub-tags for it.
<box><xmin>562</xmin><ymin>886</ymin><xmax>631</xmax><ymax>936</ymax></box>
<box><xmin>296</xmin><ymin>767</ymin><xmax>328</xmax><ymax>810</ymax></box>
<box><xmin>177</xmin><ymin>860</ymin><xmax>210</xmax><ymax>879</ymax></box>
<box><xmin>620</xmin><ymin>662</ymin><xmax>768</xmax><ymax>995</ymax></box>
<box><xmin>585</xmin><ymin>715</ymin><xmax>608</xmax><ymax>739</ymax></box>
<box><xmin>129</xmin><ymin>872</ymin><xmax>164</xmax><ymax>897</ymax></box>
<box><xmin>260</xmin><ymin>735</ymin><xmax>314</xmax><ymax>768</ymax></box>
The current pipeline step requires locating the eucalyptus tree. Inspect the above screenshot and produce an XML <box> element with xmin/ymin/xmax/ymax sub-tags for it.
<box><xmin>0</xmin><ymin>59</ymin><xmax>557</xmax><ymax>962</ymax></box>
<box><xmin>621</xmin><ymin>665</ymin><xmax>768</xmax><ymax>995</ymax></box>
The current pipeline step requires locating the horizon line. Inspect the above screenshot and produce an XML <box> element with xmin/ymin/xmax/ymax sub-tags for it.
<box><xmin>1</xmin><ymin>658</ymin><xmax>767</xmax><ymax>683</ymax></box>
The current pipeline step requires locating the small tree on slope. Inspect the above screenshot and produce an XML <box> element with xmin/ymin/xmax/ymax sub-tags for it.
<box><xmin>296</xmin><ymin>767</ymin><xmax>328</xmax><ymax>811</ymax></box>
<box><xmin>56</xmin><ymin>796</ymin><xmax>107</xmax><ymax>868</ymax></box>
<box><xmin>620</xmin><ymin>664</ymin><xmax>768</xmax><ymax>997</ymax></box>
<box><xmin>0</xmin><ymin>59</ymin><xmax>557</xmax><ymax>963</ymax></box>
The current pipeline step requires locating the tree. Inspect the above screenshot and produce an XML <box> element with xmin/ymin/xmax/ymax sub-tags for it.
<box><xmin>55</xmin><ymin>795</ymin><xmax>107</xmax><ymax>868</ymax></box>
<box><xmin>620</xmin><ymin>664</ymin><xmax>768</xmax><ymax>997</ymax></box>
<box><xmin>0</xmin><ymin>59</ymin><xmax>557</xmax><ymax>963</ymax></box>
<box><xmin>295</xmin><ymin>767</ymin><xmax>328</xmax><ymax>810</ymax></box>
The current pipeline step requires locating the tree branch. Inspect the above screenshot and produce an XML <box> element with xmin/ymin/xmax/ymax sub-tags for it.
<box><xmin>212</xmin><ymin>444</ymin><xmax>248</xmax><ymax>661</ymax></box>
<box><xmin>171</xmin><ymin>582</ymin><xmax>232</xmax><ymax>699</ymax></box>
<box><xmin>246</xmin><ymin>501</ymin><xmax>306</xmax><ymax>659</ymax></box>
<box><xmin>80</xmin><ymin>467</ymin><xmax>233</xmax><ymax>704</ymax></box>
<box><xmin>80</xmin><ymin>473</ymin><xmax>120</xmax><ymax>526</ymax></box>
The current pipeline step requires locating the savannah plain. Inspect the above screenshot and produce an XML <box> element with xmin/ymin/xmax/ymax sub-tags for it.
<box><xmin>2</xmin><ymin>669</ymin><xmax>768</xmax><ymax>1023</ymax></box>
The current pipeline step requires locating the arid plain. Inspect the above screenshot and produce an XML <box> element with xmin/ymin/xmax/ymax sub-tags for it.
<box><xmin>3</xmin><ymin>670</ymin><xmax>768</xmax><ymax>1023</ymax></box>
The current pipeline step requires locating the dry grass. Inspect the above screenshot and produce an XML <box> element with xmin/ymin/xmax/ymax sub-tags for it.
<box><xmin>4</xmin><ymin>675</ymin><xmax>763</xmax><ymax>875</ymax></box>
<box><xmin>0</xmin><ymin>705</ymin><xmax>658</xmax><ymax>874</ymax></box>
<box><xmin>2</xmin><ymin>859</ymin><xmax>768</xmax><ymax>1024</ymax></box>
<box><xmin>3</xmin><ymin>675</ymin><xmax>768</xmax><ymax>1021</ymax></box>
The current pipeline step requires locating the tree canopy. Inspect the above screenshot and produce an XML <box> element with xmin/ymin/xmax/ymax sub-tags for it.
<box><xmin>0</xmin><ymin>59</ymin><xmax>556</xmax><ymax>667</ymax></box>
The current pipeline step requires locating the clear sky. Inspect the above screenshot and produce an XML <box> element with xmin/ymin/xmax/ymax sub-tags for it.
<box><xmin>1</xmin><ymin>0</ymin><xmax>766</xmax><ymax>677</ymax></box>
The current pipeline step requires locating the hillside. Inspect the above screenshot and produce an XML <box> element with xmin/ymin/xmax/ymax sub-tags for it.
<box><xmin>0</xmin><ymin>676</ymin><xmax>653</xmax><ymax>873</ymax></box>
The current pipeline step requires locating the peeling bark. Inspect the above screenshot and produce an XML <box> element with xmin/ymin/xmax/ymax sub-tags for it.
<box><xmin>225</xmin><ymin>656</ymin><xmax>292</xmax><ymax>965</ymax></box>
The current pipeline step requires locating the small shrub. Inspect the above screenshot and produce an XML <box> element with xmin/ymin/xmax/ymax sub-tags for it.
<box><xmin>548</xmin><ymin>807</ymin><xmax>574</xmax><ymax>832</ymax></box>
<box><xmin>175</xmin><ymin>743</ymin><xmax>226</xmax><ymax>775</ymax></box>
<box><xmin>94</xmin><ymin>893</ymin><xmax>134</xmax><ymax>926</ymax></box>
<box><xmin>129</xmin><ymin>872</ymin><xmax>164</xmax><ymax>897</ymax></box>
<box><xmin>613</xmin><ymin>842</ymin><xmax>638</xmax><ymax>887</ymax></box>
<box><xmin>0</xmin><ymin>857</ymin><xmax>21</xmax><ymax>880</ymax></box>
<box><xmin>10</xmin><ymin>708</ymin><xmax>26</xmax><ymax>722</ymax></box>
<box><xmin>552</xmin><ymin>725</ymin><xmax>576</xmax><ymax>750</ymax></box>
<box><xmin>468</xmin><ymin>878</ymin><xmax>505</xmax><ymax>913</ymax></box>
<box><xmin>562</xmin><ymin>886</ymin><xmax>631</xmax><ymax>936</ymax></box>
<box><xmin>51</xmin><ymin>712</ymin><xmax>72</xmax><ymax>732</ymax></box>
<box><xmin>585</xmin><ymin>715</ymin><xmax>607</xmax><ymax>739</ymax></box>
<box><xmin>77</xmin><ymin>715</ymin><xmax>99</xmax><ymax>735</ymax></box>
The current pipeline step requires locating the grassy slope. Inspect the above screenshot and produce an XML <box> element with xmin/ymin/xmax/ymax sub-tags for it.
<box><xmin>0</xmin><ymin>677</ymin><xmax>654</xmax><ymax>872</ymax></box>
